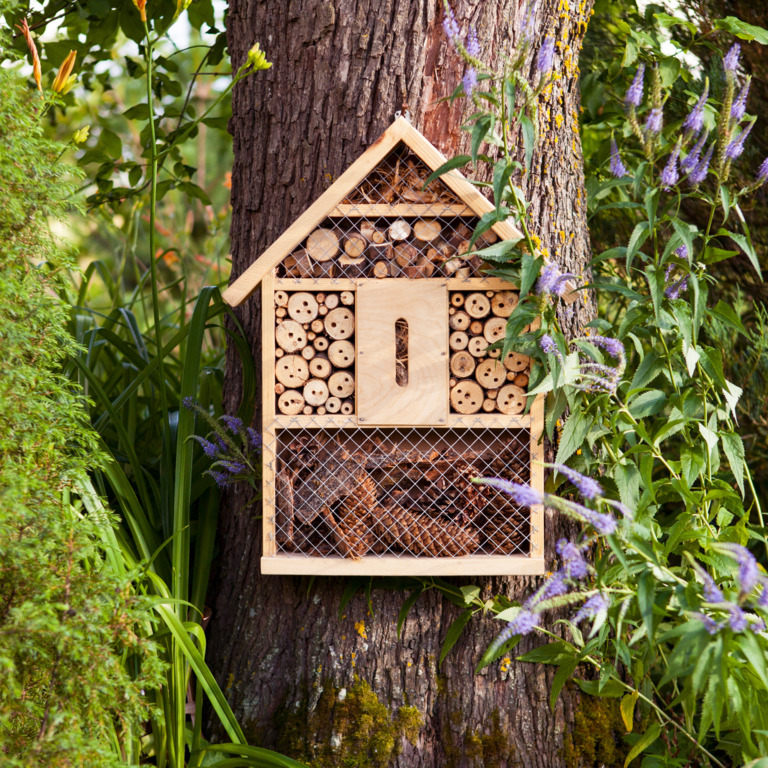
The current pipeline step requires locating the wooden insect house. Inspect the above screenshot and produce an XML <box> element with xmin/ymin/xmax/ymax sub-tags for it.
<box><xmin>223</xmin><ymin>117</ymin><xmax>544</xmax><ymax>575</ymax></box>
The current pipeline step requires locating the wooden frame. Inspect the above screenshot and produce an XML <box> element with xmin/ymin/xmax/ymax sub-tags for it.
<box><xmin>226</xmin><ymin>117</ymin><xmax>544</xmax><ymax>576</ymax></box>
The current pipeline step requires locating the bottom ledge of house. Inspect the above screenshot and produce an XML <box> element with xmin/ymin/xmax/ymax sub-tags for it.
<box><xmin>261</xmin><ymin>554</ymin><xmax>546</xmax><ymax>576</ymax></box>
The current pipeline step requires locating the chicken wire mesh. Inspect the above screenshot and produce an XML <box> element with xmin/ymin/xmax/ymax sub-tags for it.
<box><xmin>273</xmin><ymin>143</ymin><xmax>499</xmax><ymax>281</ymax></box>
<box><xmin>264</xmin><ymin>424</ymin><xmax>534</xmax><ymax>559</ymax></box>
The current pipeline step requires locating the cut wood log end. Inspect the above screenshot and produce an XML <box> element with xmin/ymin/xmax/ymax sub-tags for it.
<box><xmin>450</xmin><ymin>380</ymin><xmax>484</xmax><ymax>414</ymax></box>
<box><xmin>306</xmin><ymin>227</ymin><xmax>340</xmax><ymax>262</ymax></box>
<box><xmin>465</xmin><ymin>292</ymin><xmax>491</xmax><ymax>319</ymax></box>
<box><xmin>497</xmin><ymin>384</ymin><xmax>527</xmax><ymax>415</ymax></box>
<box><xmin>287</xmin><ymin>292</ymin><xmax>320</xmax><ymax>323</ymax></box>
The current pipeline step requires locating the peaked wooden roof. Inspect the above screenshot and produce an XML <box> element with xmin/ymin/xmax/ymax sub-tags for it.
<box><xmin>222</xmin><ymin>116</ymin><xmax>523</xmax><ymax>306</ymax></box>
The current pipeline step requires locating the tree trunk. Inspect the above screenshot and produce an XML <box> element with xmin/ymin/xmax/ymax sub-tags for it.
<box><xmin>209</xmin><ymin>1</ymin><xmax>595</xmax><ymax>765</ymax></box>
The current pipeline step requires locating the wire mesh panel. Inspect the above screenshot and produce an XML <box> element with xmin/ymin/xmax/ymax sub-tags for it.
<box><xmin>265</xmin><ymin>425</ymin><xmax>533</xmax><ymax>560</ymax></box>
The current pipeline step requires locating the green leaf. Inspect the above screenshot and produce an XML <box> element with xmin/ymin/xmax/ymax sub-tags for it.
<box><xmin>556</xmin><ymin>409</ymin><xmax>592</xmax><ymax>464</ymax></box>
<box><xmin>630</xmin><ymin>352</ymin><xmax>662</xmax><ymax>391</ymax></box>
<box><xmin>628</xmin><ymin>390</ymin><xmax>667</xmax><ymax>419</ymax></box>
<box><xmin>517</xmin><ymin>640</ymin><xmax>576</xmax><ymax>665</ymax></box>
<box><xmin>470</xmin><ymin>116</ymin><xmax>493</xmax><ymax>167</ymax></box>
<box><xmin>550</xmin><ymin>658</ymin><xmax>578</xmax><ymax>710</ymax></box>
<box><xmin>714</xmin><ymin>16</ymin><xmax>768</xmax><ymax>44</ymax></box>
<box><xmin>620</xmin><ymin>692</ymin><xmax>639</xmax><ymax>732</ymax></box>
<box><xmin>520</xmin><ymin>253</ymin><xmax>543</xmax><ymax>298</ymax></box>
<box><xmin>439</xmin><ymin>609</ymin><xmax>473</xmax><ymax>667</ymax></box>
<box><xmin>721</xmin><ymin>431</ymin><xmax>745</xmax><ymax>496</ymax></box>
<box><xmin>492</xmin><ymin>158</ymin><xmax>513</xmax><ymax>213</ymax></box>
<box><xmin>626</xmin><ymin>222</ymin><xmax>650</xmax><ymax>271</ymax></box>
<box><xmin>727</xmin><ymin>230</ymin><xmax>762</xmax><ymax>279</ymax></box>
<box><xmin>520</xmin><ymin>114</ymin><xmax>535</xmax><ymax>172</ymax></box>
<box><xmin>710</xmin><ymin>300</ymin><xmax>746</xmax><ymax>335</ymax></box>
<box><xmin>460</xmin><ymin>585</ymin><xmax>481</xmax><ymax>605</ymax></box>
<box><xmin>424</xmin><ymin>155</ymin><xmax>471</xmax><ymax>186</ymax></box>
<box><xmin>624</xmin><ymin>722</ymin><xmax>661</xmax><ymax>767</ymax></box>
<box><xmin>653</xmin><ymin>11</ymin><xmax>697</xmax><ymax>34</ymax></box>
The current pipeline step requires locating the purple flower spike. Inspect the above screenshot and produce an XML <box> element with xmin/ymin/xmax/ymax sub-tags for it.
<box><xmin>442</xmin><ymin>4</ymin><xmax>460</xmax><ymax>43</ymax></box>
<box><xmin>463</xmin><ymin>67</ymin><xmax>478</xmax><ymax>97</ymax></box>
<box><xmin>681</xmin><ymin>131</ymin><xmax>708</xmax><ymax>174</ymax></box>
<box><xmin>220</xmin><ymin>460</ymin><xmax>248</xmax><ymax>475</ymax></box>
<box><xmin>720</xmin><ymin>543</ymin><xmax>760</xmax><ymax>595</ymax></box>
<box><xmin>540</xmin><ymin>334</ymin><xmax>557</xmax><ymax>354</ymax></box>
<box><xmin>625</xmin><ymin>63</ymin><xmax>645</xmax><ymax>107</ymax></box>
<box><xmin>586</xmin><ymin>335</ymin><xmax>625</xmax><ymax>360</ymax></box>
<box><xmin>732</xmin><ymin>80</ymin><xmax>750</xmax><ymax>120</ymax></box>
<box><xmin>660</xmin><ymin>143</ymin><xmax>680</xmax><ymax>190</ymax></box>
<box><xmin>247</xmin><ymin>427</ymin><xmax>263</xmax><ymax>449</ymax></box>
<box><xmin>723</xmin><ymin>43</ymin><xmax>741</xmax><ymax>76</ymax></box>
<box><xmin>191</xmin><ymin>435</ymin><xmax>220</xmax><ymax>459</ymax></box>
<box><xmin>757</xmin><ymin>158</ymin><xmax>768</xmax><ymax>185</ymax></box>
<box><xmin>725</xmin><ymin>122</ymin><xmax>753</xmax><ymax>160</ymax></box>
<box><xmin>665</xmin><ymin>276</ymin><xmax>688</xmax><ymax>300</ymax></box>
<box><xmin>729</xmin><ymin>604</ymin><xmax>748</xmax><ymax>632</ymax></box>
<box><xmin>537</xmin><ymin>36</ymin><xmax>555</xmax><ymax>74</ymax></box>
<box><xmin>208</xmin><ymin>470</ymin><xmax>229</xmax><ymax>488</ymax></box>
<box><xmin>551</xmin><ymin>464</ymin><xmax>603</xmax><ymax>500</ymax></box>
<box><xmin>675</xmin><ymin>244</ymin><xmax>689</xmax><ymax>260</ymax></box>
<box><xmin>749</xmin><ymin>615</ymin><xmax>766</xmax><ymax>633</ymax></box>
<box><xmin>573</xmin><ymin>593</ymin><xmax>609</xmax><ymax>625</ymax></box>
<box><xmin>466</xmin><ymin>27</ymin><xmax>480</xmax><ymax>57</ymax></box>
<box><xmin>682</xmin><ymin>88</ymin><xmax>708</xmax><ymax>134</ymax></box>
<box><xmin>521</xmin><ymin>0</ymin><xmax>537</xmax><ymax>44</ymax></box>
<box><xmin>536</xmin><ymin>261</ymin><xmax>561</xmax><ymax>294</ymax></box>
<box><xmin>610</xmin><ymin>139</ymin><xmax>628</xmax><ymax>178</ymax></box>
<box><xmin>567</xmin><ymin>502</ymin><xmax>617</xmax><ymax>535</ymax></box>
<box><xmin>475</xmin><ymin>477</ymin><xmax>545</xmax><ymax>507</ymax></box>
<box><xmin>689</xmin><ymin>143</ymin><xmax>714</xmax><ymax>185</ymax></box>
<box><xmin>220</xmin><ymin>414</ymin><xmax>244</xmax><ymax>433</ymax></box>
<box><xmin>507</xmin><ymin>607</ymin><xmax>541</xmax><ymax>636</ymax></box>
<box><xmin>182</xmin><ymin>396</ymin><xmax>196</xmax><ymax>410</ymax></box>
<box><xmin>697</xmin><ymin>565</ymin><xmax>725</xmax><ymax>603</ymax></box>
<box><xmin>694</xmin><ymin>612</ymin><xmax>722</xmax><ymax>635</ymax></box>
<box><xmin>556</xmin><ymin>539</ymin><xmax>589</xmax><ymax>580</ymax></box>
<box><xmin>537</xmin><ymin>571</ymin><xmax>569</xmax><ymax>601</ymax></box>
<box><xmin>645</xmin><ymin>108</ymin><xmax>663</xmax><ymax>134</ymax></box>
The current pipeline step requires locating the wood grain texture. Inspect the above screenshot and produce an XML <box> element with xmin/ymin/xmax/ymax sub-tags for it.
<box><xmin>357</xmin><ymin>280</ymin><xmax>447</xmax><ymax>425</ymax></box>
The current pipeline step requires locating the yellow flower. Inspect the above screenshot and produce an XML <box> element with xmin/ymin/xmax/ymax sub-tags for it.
<box><xmin>72</xmin><ymin>126</ymin><xmax>90</xmax><ymax>144</ymax></box>
<box><xmin>246</xmin><ymin>42</ymin><xmax>272</xmax><ymax>71</ymax></box>
<box><xmin>16</xmin><ymin>19</ymin><xmax>42</xmax><ymax>93</ymax></box>
<box><xmin>132</xmin><ymin>0</ymin><xmax>147</xmax><ymax>22</ymax></box>
<box><xmin>52</xmin><ymin>51</ymin><xmax>77</xmax><ymax>94</ymax></box>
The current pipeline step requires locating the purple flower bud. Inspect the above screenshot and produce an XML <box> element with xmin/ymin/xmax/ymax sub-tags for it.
<box><xmin>675</xmin><ymin>244</ymin><xmax>689</xmax><ymax>260</ymax></box>
<box><xmin>732</xmin><ymin>80</ymin><xmax>750</xmax><ymax>120</ymax></box>
<box><xmin>220</xmin><ymin>460</ymin><xmax>248</xmax><ymax>475</ymax></box>
<box><xmin>665</xmin><ymin>276</ymin><xmax>688</xmax><ymax>300</ymax></box>
<box><xmin>609</xmin><ymin>139</ymin><xmax>627</xmax><ymax>178</ymax></box>
<box><xmin>466</xmin><ymin>27</ymin><xmax>480</xmax><ymax>58</ymax></box>
<box><xmin>573</xmin><ymin>593</ymin><xmax>609</xmax><ymax>625</ymax></box>
<box><xmin>182</xmin><ymin>396</ymin><xmax>196</xmax><ymax>410</ymax></box>
<box><xmin>535</xmin><ymin>571</ymin><xmax>569</xmax><ymax>601</ymax></box>
<box><xmin>749</xmin><ymin>615</ymin><xmax>766</xmax><ymax>633</ymax></box>
<box><xmin>540</xmin><ymin>334</ymin><xmax>557</xmax><ymax>354</ymax></box>
<box><xmin>723</xmin><ymin>43</ymin><xmax>741</xmax><ymax>76</ymax></box>
<box><xmin>220</xmin><ymin>414</ymin><xmax>244</xmax><ymax>433</ymax></box>
<box><xmin>536</xmin><ymin>261</ymin><xmax>561</xmax><ymax>294</ymax></box>
<box><xmin>507</xmin><ymin>607</ymin><xmax>541</xmax><ymax>636</ymax></box>
<box><xmin>681</xmin><ymin>131</ymin><xmax>708</xmax><ymax>174</ymax></box>
<box><xmin>694</xmin><ymin>612</ymin><xmax>722</xmax><ymax>635</ymax></box>
<box><xmin>521</xmin><ymin>0</ymin><xmax>537</xmax><ymax>44</ymax></box>
<box><xmin>474</xmin><ymin>477</ymin><xmax>544</xmax><ymax>507</ymax></box>
<box><xmin>551</xmin><ymin>464</ymin><xmax>603</xmax><ymax>500</ymax></box>
<box><xmin>556</xmin><ymin>539</ymin><xmax>589</xmax><ymax>580</ymax></box>
<box><xmin>682</xmin><ymin>88</ymin><xmax>708</xmax><ymax>134</ymax></box>
<box><xmin>192</xmin><ymin>435</ymin><xmax>219</xmax><ymax>459</ymax></box>
<box><xmin>247</xmin><ymin>427</ymin><xmax>263</xmax><ymax>449</ymax></box>
<box><xmin>442</xmin><ymin>4</ymin><xmax>460</xmax><ymax>43</ymax></box>
<box><xmin>758</xmin><ymin>582</ymin><xmax>768</xmax><ymax>609</ymax></box>
<box><xmin>689</xmin><ymin>143</ymin><xmax>714</xmax><ymax>185</ymax></box>
<box><xmin>729</xmin><ymin>604</ymin><xmax>748</xmax><ymax>632</ymax></box>
<box><xmin>537</xmin><ymin>36</ymin><xmax>555</xmax><ymax>73</ymax></box>
<box><xmin>462</xmin><ymin>67</ymin><xmax>478</xmax><ymax>97</ymax></box>
<box><xmin>660</xmin><ymin>143</ymin><xmax>680</xmax><ymax>190</ymax></box>
<box><xmin>585</xmin><ymin>334</ymin><xmax>625</xmax><ymax>361</ymax></box>
<box><xmin>552</xmin><ymin>273</ymin><xmax>579</xmax><ymax>297</ymax></box>
<box><xmin>208</xmin><ymin>470</ymin><xmax>229</xmax><ymax>488</ymax></box>
<box><xmin>645</xmin><ymin>108</ymin><xmax>663</xmax><ymax>134</ymax></box>
<box><xmin>697</xmin><ymin>565</ymin><xmax>725</xmax><ymax>603</ymax></box>
<box><xmin>757</xmin><ymin>157</ymin><xmax>768</xmax><ymax>184</ymax></box>
<box><xmin>720</xmin><ymin>543</ymin><xmax>760</xmax><ymax>595</ymax></box>
<box><xmin>725</xmin><ymin>122</ymin><xmax>753</xmax><ymax>160</ymax></box>
<box><xmin>625</xmin><ymin>63</ymin><xmax>645</xmax><ymax>107</ymax></box>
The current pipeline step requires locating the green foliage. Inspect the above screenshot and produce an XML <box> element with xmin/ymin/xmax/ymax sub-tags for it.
<box><xmin>0</xmin><ymin>59</ymin><xmax>163</xmax><ymax>767</ymax></box>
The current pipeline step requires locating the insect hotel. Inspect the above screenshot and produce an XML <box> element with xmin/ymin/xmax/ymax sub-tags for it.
<box><xmin>223</xmin><ymin>117</ymin><xmax>544</xmax><ymax>575</ymax></box>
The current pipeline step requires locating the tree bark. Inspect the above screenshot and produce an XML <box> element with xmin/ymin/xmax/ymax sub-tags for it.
<box><xmin>209</xmin><ymin>1</ymin><xmax>595</xmax><ymax>765</ymax></box>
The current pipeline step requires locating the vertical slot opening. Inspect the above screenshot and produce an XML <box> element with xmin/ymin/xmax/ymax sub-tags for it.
<box><xmin>395</xmin><ymin>318</ymin><xmax>408</xmax><ymax>387</ymax></box>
